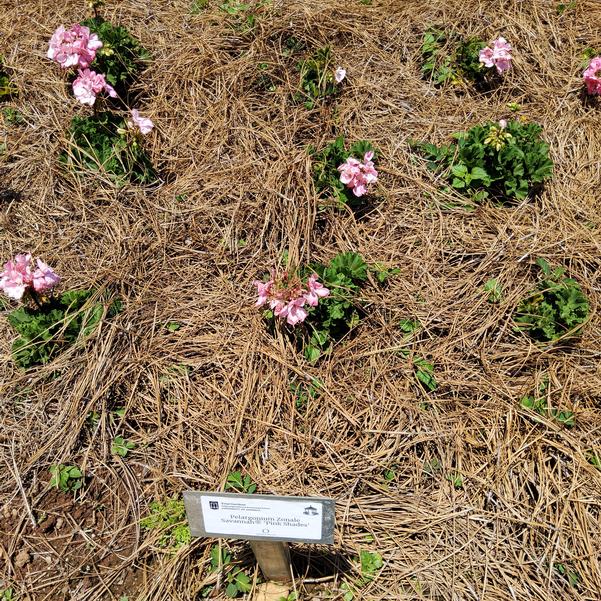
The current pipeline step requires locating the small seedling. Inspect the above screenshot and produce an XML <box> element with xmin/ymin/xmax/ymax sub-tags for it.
<box><xmin>209</xmin><ymin>544</ymin><xmax>232</xmax><ymax>571</ymax></box>
<box><xmin>49</xmin><ymin>465</ymin><xmax>83</xmax><ymax>492</ymax></box>
<box><xmin>587</xmin><ymin>452</ymin><xmax>601</xmax><ymax>470</ymax></box>
<box><xmin>225</xmin><ymin>569</ymin><xmax>252</xmax><ymax>598</ymax></box>
<box><xmin>191</xmin><ymin>0</ymin><xmax>210</xmax><ymax>13</ymax></box>
<box><xmin>556</xmin><ymin>1</ymin><xmax>577</xmax><ymax>15</ymax></box>
<box><xmin>159</xmin><ymin>363</ymin><xmax>191</xmax><ymax>384</ymax></box>
<box><xmin>413</xmin><ymin>356</ymin><xmax>437</xmax><ymax>391</ymax></box>
<box><xmin>383</xmin><ymin>467</ymin><xmax>396</xmax><ymax>482</ymax></box>
<box><xmin>446</xmin><ymin>472</ymin><xmax>464</xmax><ymax>489</ymax></box>
<box><xmin>140</xmin><ymin>497</ymin><xmax>191</xmax><ymax>549</ymax></box>
<box><xmin>0</xmin><ymin>57</ymin><xmax>17</xmax><ymax>100</ymax></box>
<box><xmin>514</xmin><ymin>258</ymin><xmax>588</xmax><ymax>342</ymax></box>
<box><xmin>111</xmin><ymin>436</ymin><xmax>135</xmax><ymax>457</ymax></box>
<box><xmin>554</xmin><ymin>563</ymin><xmax>581</xmax><ymax>588</ymax></box>
<box><xmin>166</xmin><ymin>321</ymin><xmax>181</xmax><ymax>332</ymax></box>
<box><xmin>507</xmin><ymin>101</ymin><xmax>521</xmax><ymax>112</ymax></box>
<box><xmin>225</xmin><ymin>471</ymin><xmax>257</xmax><ymax>494</ymax></box>
<box><xmin>423</xmin><ymin>458</ymin><xmax>442</xmax><ymax>478</ymax></box>
<box><xmin>289</xmin><ymin>377</ymin><xmax>322</xmax><ymax>410</ymax></box>
<box><xmin>295</xmin><ymin>46</ymin><xmax>339</xmax><ymax>109</ymax></box>
<box><xmin>1</xmin><ymin>588</ymin><xmax>16</xmax><ymax>601</ymax></box>
<box><xmin>219</xmin><ymin>0</ymin><xmax>269</xmax><ymax>34</ymax></box>
<box><xmin>360</xmin><ymin>550</ymin><xmax>383</xmax><ymax>581</ymax></box>
<box><xmin>420</xmin><ymin>27</ymin><xmax>487</xmax><ymax>86</ymax></box>
<box><xmin>370</xmin><ymin>263</ymin><xmax>400</xmax><ymax>283</ymax></box>
<box><xmin>520</xmin><ymin>378</ymin><xmax>574</xmax><ymax>427</ymax></box>
<box><xmin>341</xmin><ymin>550</ymin><xmax>383</xmax><ymax>600</ymax></box>
<box><xmin>399</xmin><ymin>319</ymin><xmax>421</xmax><ymax>336</ymax></box>
<box><xmin>483</xmin><ymin>278</ymin><xmax>503</xmax><ymax>303</ymax></box>
<box><xmin>1</xmin><ymin>107</ymin><xmax>24</xmax><ymax>125</ymax></box>
<box><xmin>521</xmin><ymin>394</ymin><xmax>575</xmax><ymax>427</ymax></box>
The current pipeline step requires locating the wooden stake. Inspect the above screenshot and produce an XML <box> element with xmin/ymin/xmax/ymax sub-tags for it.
<box><xmin>250</xmin><ymin>541</ymin><xmax>292</xmax><ymax>583</ymax></box>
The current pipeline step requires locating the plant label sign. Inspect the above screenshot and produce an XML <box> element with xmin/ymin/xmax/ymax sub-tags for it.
<box><xmin>183</xmin><ymin>492</ymin><xmax>335</xmax><ymax>544</ymax></box>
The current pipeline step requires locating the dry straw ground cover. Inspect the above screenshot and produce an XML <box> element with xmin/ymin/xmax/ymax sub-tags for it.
<box><xmin>1</xmin><ymin>0</ymin><xmax>601</xmax><ymax>599</ymax></box>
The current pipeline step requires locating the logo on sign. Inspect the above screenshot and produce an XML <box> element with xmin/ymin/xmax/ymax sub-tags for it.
<box><xmin>209</xmin><ymin>501</ymin><xmax>219</xmax><ymax>510</ymax></box>
<box><xmin>303</xmin><ymin>505</ymin><xmax>318</xmax><ymax>516</ymax></box>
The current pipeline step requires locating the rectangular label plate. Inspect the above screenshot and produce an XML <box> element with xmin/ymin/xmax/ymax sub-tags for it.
<box><xmin>183</xmin><ymin>491</ymin><xmax>335</xmax><ymax>544</ymax></box>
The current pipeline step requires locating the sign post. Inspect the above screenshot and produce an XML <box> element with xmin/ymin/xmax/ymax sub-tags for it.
<box><xmin>183</xmin><ymin>492</ymin><xmax>335</xmax><ymax>584</ymax></box>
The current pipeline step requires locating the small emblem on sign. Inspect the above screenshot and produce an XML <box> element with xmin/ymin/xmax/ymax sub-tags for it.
<box><xmin>303</xmin><ymin>506</ymin><xmax>318</xmax><ymax>516</ymax></box>
<box><xmin>209</xmin><ymin>501</ymin><xmax>219</xmax><ymax>510</ymax></box>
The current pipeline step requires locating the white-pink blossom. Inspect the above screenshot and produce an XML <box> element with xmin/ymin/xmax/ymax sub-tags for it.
<box><xmin>0</xmin><ymin>253</ymin><xmax>60</xmax><ymax>300</ymax></box>
<box><xmin>479</xmin><ymin>37</ymin><xmax>512</xmax><ymax>74</ymax></box>
<box><xmin>33</xmin><ymin>259</ymin><xmax>61</xmax><ymax>293</ymax></box>
<box><xmin>47</xmin><ymin>24</ymin><xmax>103</xmax><ymax>69</ymax></box>
<box><xmin>128</xmin><ymin>109</ymin><xmax>154</xmax><ymax>135</ymax></box>
<box><xmin>72</xmin><ymin>69</ymin><xmax>117</xmax><ymax>106</ymax></box>
<box><xmin>583</xmin><ymin>56</ymin><xmax>601</xmax><ymax>95</ymax></box>
<box><xmin>338</xmin><ymin>151</ymin><xmax>378</xmax><ymax>197</ymax></box>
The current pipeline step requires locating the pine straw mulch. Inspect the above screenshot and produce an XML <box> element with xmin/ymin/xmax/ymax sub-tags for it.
<box><xmin>1</xmin><ymin>0</ymin><xmax>601</xmax><ymax>599</ymax></box>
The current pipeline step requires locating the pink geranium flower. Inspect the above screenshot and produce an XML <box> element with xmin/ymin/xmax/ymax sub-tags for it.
<box><xmin>335</xmin><ymin>67</ymin><xmax>346</xmax><ymax>83</ymax></box>
<box><xmin>33</xmin><ymin>259</ymin><xmax>61</xmax><ymax>293</ymax></box>
<box><xmin>583</xmin><ymin>56</ymin><xmax>601</xmax><ymax>95</ymax></box>
<box><xmin>338</xmin><ymin>150</ymin><xmax>378</xmax><ymax>197</ymax></box>
<box><xmin>284</xmin><ymin>297</ymin><xmax>308</xmax><ymax>326</ymax></box>
<box><xmin>0</xmin><ymin>253</ymin><xmax>33</xmax><ymax>300</ymax></box>
<box><xmin>304</xmin><ymin>273</ymin><xmax>330</xmax><ymax>307</ymax></box>
<box><xmin>254</xmin><ymin>272</ymin><xmax>329</xmax><ymax>327</ymax></box>
<box><xmin>0</xmin><ymin>254</ymin><xmax>60</xmax><ymax>300</ymax></box>
<box><xmin>479</xmin><ymin>37</ymin><xmax>512</xmax><ymax>74</ymax></box>
<box><xmin>47</xmin><ymin>24</ymin><xmax>103</xmax><ymax>69</ymax></box>
<box><xmin>254</xmin><ymin>279</ymin><xmax>274</xmax><ymax>307</ymax></box>
<box><xmin>72</xmin><ymin>69</ymin><xmax>117</xmax><ymax>106</ymax></box>
<box><xmin>128</xmin><ymin>109</ymin><xmax>154</xmax><ymax>135</ymax></box>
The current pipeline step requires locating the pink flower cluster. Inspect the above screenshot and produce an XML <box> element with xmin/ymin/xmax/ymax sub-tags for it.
<box><xmin>47</xmin><ymin>24</ymin><xmax>119</xmax><ymax>106</ymax></box>
<box><xmin>73</xmin><ymin>68</ymin><xmax>117</xmax><ymax>106</ymax></box>
<box><xmin>47</xmin><ymin>24</ymin><xmax>103</xmax><ymax>69</ymax></box>
<box><xmin>0</xmin><ymin>253</ymin><xmax>60</xmax><ymax>300</ymax></box>
<box><xmin>338</xmin><ymin>151</ymin><xmax>378</xmax><ymax>197</ymax></box>
<box><xmin>479</xmin><ymin>37</ymin><xmax>512</xmax><ymax>74</ymax></box>
<box><xmin>583</xmin><ymin>56</ymin><xmax>601</xmax><ymax>95</ymax></box>
<box><xmin>255</xmin><ymin>273</ymin><xmax>330</xmax><ymax>326</ymax></box>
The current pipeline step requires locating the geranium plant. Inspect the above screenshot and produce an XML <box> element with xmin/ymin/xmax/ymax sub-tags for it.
<box><xmin>254</xmin><ymin>252</ymin><xmax>370</xmax><ymax>362</ymax></box>
<box><xmin>421</xmin><ymin>28</ymin><xmax>511</xmax><ymax>86</ymax></box>
<box><xmin>295</xmin><ymin>46</ymin><xmax>344</xmax><ymax>109</ymax></box>
<box><xmin>412</xmin><ymin>119</ymin><xmax>553</xmax><ymax>201</ymax></box>
<box><xmin>514</xmin><ymin>258</ymin><xmax>589</xmax><ymax>343</ymax></box>
<box><xmin>61</xmin><ymin>110</ymin><xmax>155</xmax><ymax>185</ymax></box>
<box><xmin>310</xmin><ymin>136</ymin><xmax>378</xmax><ymax>206</ymax></box>
<box><xmin>1</xmin><ymin>253</ymin><xmax>121</xmax><ymax>368</ymax></box>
